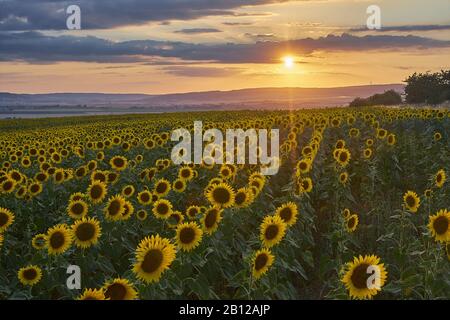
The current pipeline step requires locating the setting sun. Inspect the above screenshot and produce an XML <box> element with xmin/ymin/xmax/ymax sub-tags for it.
<box><xmin>283</xmin><ymin>56</ymin><xmax>295</xmax><ymax>69</ymax></box>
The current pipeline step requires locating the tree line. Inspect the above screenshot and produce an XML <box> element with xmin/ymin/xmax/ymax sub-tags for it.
<box><xmin>349</xmin><ymin>69</ymin><xmax>450</xmax><ymax>107</ymax></box>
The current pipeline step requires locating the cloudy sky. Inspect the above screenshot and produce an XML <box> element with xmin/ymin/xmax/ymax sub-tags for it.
<box><xmin>1</xmin><ymin>0</ymin><xmax>449</xmax><ymax>94</ymax></box>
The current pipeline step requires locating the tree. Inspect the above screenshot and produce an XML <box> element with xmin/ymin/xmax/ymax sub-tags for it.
<box><xmin>404</xmin><ymin>70</ymin><xmax>450</xmax><ymax>105</ymax></box>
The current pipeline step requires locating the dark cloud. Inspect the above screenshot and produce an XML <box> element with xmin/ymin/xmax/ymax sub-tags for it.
<box><xmin>1</xmin><ymin>32</ymin><xmax>449</xmax><ymax>64</ymax></box>
<box><xmin>350</xmin><ymin>24</ymin><xmax>450</xmax><ymax>32</ymax></box>
<box><xmin>244</xmin><ymin>33</ymin><xmax>276</xmax><ymax>39</ymax></box>
<box><xmin>174</xmin><ymin>28</ymin><xmax>222</xmax><ymax>34</ymax></box>
<box><xmin>0</xmin><ymin>0</ymin><xmax>293</xmax><ymax>30</ymax></box>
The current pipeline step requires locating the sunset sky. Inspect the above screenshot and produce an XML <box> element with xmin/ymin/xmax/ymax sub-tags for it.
<box><xmin>1</xmin><ymin>0</ymin><xmax>449</xmax><ymax>94</ymax></box>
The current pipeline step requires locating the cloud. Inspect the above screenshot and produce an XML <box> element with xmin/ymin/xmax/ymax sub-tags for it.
<box><xmin>223</xmin><ymin>22</ymin><xmax>254</xmax><ymax>26</ymax></box>
<box><xmin>350</xmin><ymin>24</ymin><xmax>450</xmax><ymax>32</ymax></box>
<box><xmin>1</xmin><ymin>31</ymin><xmax>449</xmax><ymax>64</ymax></box>
<box><xmin>244</xmin><ymin>33</ymin><xmax>276</xmax><ymax>39</ymax></box>
<box><xmin>161</xmin><ymin>66</ymin><xmax>241</xmax><ymax>77</ymax></box>
<box><xmin>0</xmin><ymin>0</ymin><xmax>294</xmax><ymax>30</ymax></box>
<box><xmin>174</xmin><ymin>28</ymin><xmax>222</xmax><ymax>34</ymax></box>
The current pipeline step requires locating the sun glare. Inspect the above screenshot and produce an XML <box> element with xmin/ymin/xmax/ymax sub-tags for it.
<box><xmin>283</xmin><ymin>56</ymin><xmax>294</xmax><ymax>69</ymax></box>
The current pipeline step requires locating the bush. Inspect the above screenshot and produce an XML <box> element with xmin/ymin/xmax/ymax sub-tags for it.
<box><xmin>349</xmin><ymin>90</ymin><xmax>402</xmax><ymax>107</ymax></box>
<box><xmin>404</xmin><ymin>70</ymin><xmax>450</xmax><ymax>105</ymax></box>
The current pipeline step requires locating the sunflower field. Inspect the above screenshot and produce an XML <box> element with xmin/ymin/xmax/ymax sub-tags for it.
<box><xmin>0</xmin><ymin>107</ymin><xmax>448</xmax><ymax>300</ymax></box>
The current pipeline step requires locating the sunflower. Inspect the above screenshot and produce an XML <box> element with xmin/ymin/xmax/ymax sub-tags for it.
<box><xmin>121</xmin><ymin>200</ymin><xmax>134</xmax><ymax>220</ymax></box>
<box><xmin>87</xmin><ymin>180</ymin><xmax>108</xmax><ymax>204</ymax></box>
<box><xmin>153</xmin><ymin>179</ymin><xmax>171</xmax><ymax>197</ymax></box>
<box><xmin>342</xmin><ymin>254</ymin><xmax>387</xmax><ymax>300</ymax></box>
<box><xmin>206</xmin><ymin>182</ymin><xmax>235</xmax><ymax>208</ymax></box>
<box><xmin>0</xmin><ymin>207</ymin><xmax>15</xmax><ymax>233</ymax></box>
<box><xmin>435</xmin><ymin>169</ymin><xmax>446</xmax><ymax>188</ymax></box>
<box><xmin>103</xmin><ymin>278</ymin><xmax>138</xmax><ymax>300</ymax></box>
<box><xmin>136</xmin><ymin>209</ymin><xmax>148</xmax><ymax>221</ymax></box>
<box><xmin>234</xmin><ymin>187</ymin><xmax>254</xmax><ymax>208</ymax></box>
<box><xmin>178</xmin><ymin>166</ymin><xmax>194</xmax><ymax>181</ymax></box>
<box><xmin>172</xmin><ymin>179</ymin><xmax>187</xmax><ymax>193</ymax></box>
<box><xmin>1</xmin><ymin>178</ymin><xmax>16</xmax><ymax>193</ymax></box>
<box><xmin>343</xmin><ymin>208</ymin><xmax>351</xmax><ymax>219</ymax></box>
<box><xmin>296</xmin><ymin>158</ymin><xmax>312</xmax><ymax>175</ymax></box>
<box><xmin>104</xmin><ymin>195</ymin><xmax>126</xmax><ymax>221</ymax></box>
<box><xmin>428</xmin><ymin>209</ymin><xmax>450</xmax><ymax>243</ymax></box>
<box><xmin>121</xmin><ymin>185</ymin><xmax>135</xmax><ymax>198</ymax></box>
<box><xmin>275</xmin><ymin>202</ymin><xmax>298</xmax><ymax>227</ymax></box>
<box><xmin>339</xmin><ymin>172</ymin><xmax>349</xmax><ymax>185</ymax></box>
<box><xmin>185</xmin><ymin>205</ymin><xmax>200</xmax><ymax>220</ymax></box>
<box><xmin>28</xmin><ymin>181</ymin><xmax>43</xmax><ymax>196</ymax></box>
<box><xmin>77</xmin><ymin>288</ymin><xmax>106</xmax><ymax>300</ymax></box>
<box><xmin>71</xmin><ymin>217</ymin><xmax>102</xmax><ymax>249</ymax></box>
<box><xmin>260</xmin><ymin>215</ymin><xmax>287</xmax><ymax>248</ymax></box>
<box><xmin>18</xmin><ymin>265</ymin><xmax>43</xmax><ymax>286</ymax></box>
<box><xmin>110</xmin><ymin>156</ymin><xmax>128</xmax><ymax>171</ymax></box>
<box><xmin>335</xmin><ymin>148</ymin><xmax>351</xmax><ymax>167</ymax></box>
<box><xmin>403</xmin><ymin>191</ymin><xmax>420</xmax><ymax>213</ymax></box>
<box><xmin>132</xmin><ymin>234</ymin><xmax>176</xmax><ymax>284</ymax></box>
<box><xmin>137</xmin><ymin>190</ymin><xmax>153</xmax><ymax>205</ymax></box>
<box><xmin>70</xmin><ymin>192</ymin><xmax>85</xmax><ymax>202</ymax></box>
<box><xmin>363</xmin><ymin>148</ymin><xmax>372</xmax><ymax>159</ymax></box>
<box><xmin>252</xmin><ymin>248</ymin><xmax>275</xmax><ymax>280</ymax></box>
<box><xmin>167</xmin><ymin>211</ymin><xmax>184</xmax><ymax>229</ymax></box>
<box><xmin>346</xmin><ymin>214</ymin><xmax>359</xmax><ymax>233</ymax></box>
<box><xmin>298</xmin><ymin>177</ymin><xmax>313</xmax><ymax>193</ymax></box>
<box><xmin>424</xmin><ymin>189</ymin><xmax>433</xmax><ymax>199</ymax></box>
<box><xmin>434</xmin><ymin>132</ymin><xmax>442</xmax><ymax>141</ymax></box>
<box><xmin>376</xmin><ymin>128</ymin><xmax>387</xmax><ymax>140</ymax></box>
<box><xmin>201</xmin><ymin>207</ymin><xmax>223</xmax><ymax>235</ymax></box>
<box><xmin>32</xmin><ymin>233</ymin><xmax>47</xmax><ymax>250</ymax></box>
<box><xmin>175</xmin><ymin>222</ymin><xmax>203</xmax><ymax>252</ymax></box>
<box><xmin>152</xmin><ymin>199</ymin><xmax>173</xmax><ymax>219</ymax></box>
<box><xmin>387</xmin><ymin>134</ymin><xmax>396</xmax><ymax>145</ymax></box>
<box><xmin>46</xmin><ymin>224</ymin><xmax>73</xmax><ymax>255</ymax></box>
<box><xmin>67</xmin><ymin>199</ymin><xmax>89</xmax><ymax>219</ymax></box>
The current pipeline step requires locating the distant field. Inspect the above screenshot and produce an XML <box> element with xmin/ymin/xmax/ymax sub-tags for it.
<box><xmin>0</xmin><ymin>107</ymin><xmax>448</xmax><ymax>300</ymax></box>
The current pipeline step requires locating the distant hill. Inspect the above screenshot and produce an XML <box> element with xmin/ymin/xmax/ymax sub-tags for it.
<box><xmin>0</xmin><ymin>84</ymin><xmax>404</xmax><ymax>109</ymax></box>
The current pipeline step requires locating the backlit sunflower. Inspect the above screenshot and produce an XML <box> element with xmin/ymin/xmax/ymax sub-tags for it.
<box><xmin>275</xmin><ymin>202</ymin><xmax>298</xmax><ymax>227</ymax></box>
<box><xmin>46</xmin><ymin>224</ymin><xmax>73</xmax><ymax>255</ymax></box>
<box><xmin>153</xmin><ymin>178</ymin><xmax>171</xmax><ymax>197</ymax></box>
<box><xmin>18</xmin><ymin>265</ymin><xmax>42</xmax><ymax>286</ymax></box>
<box><xmin>132</xmin><ymin>234</ymin><xmax>176</xmax><ymax>284</ymax></box>
<box><xmin>152</xmin><ymin>199</ymin><xmax>173</xmax><ymax>219</ymax></box>
<box><xmin>87</xmin><ymin>180</ymin><xmax>108</xmax><ymax>204</ymax></box>
<box><xmin>428</xmin><ymin>209</ymin><xmax>450</xmax><ymax>243</ymax></box>
<box><xmin>201</xmin><ymin>207</ymin><xmax>223</xmax><ymax>235</ymax></box>
<box><xmin>71</xmin><ymin>217</ymin><xmax>102</xmax><ymax>249</ymax></box>
<box><xmin>435</xmin><ymin>169</ymin><xmax>446</xmax><ymax>188</ymax></box>
<box><xmin>346</xmin><ymin>214</ymin><xmax>359</xmax><ymax>233</ymax></box>
<box><xmin>260</xmin><ymin>215</ymin><xmax>287</xmax><ymax>248</ymax></box>
<box><xmin>206</xmin><ymin>182</ymin><xmax>235</xmax><ymax>208</ymax></box>
<box><xmin>0</xmin><ymin>207</ymin><xmax>15</xmax><ymax>233</ymax></box>
<box><xmin>175</xmin><ymin>222</ymin><xmax>203</xmax><ymax>252</ymax></box>
<box><xmin>103</xmin><ymin>278</ymin><xmax>138</xmax><ymax>300</ymax></box>
<box><xmin>67</xmin><ymin>199</ymin><xmax>89</xmax><ymax>219</ymax></box>
<box><xmin>342</xmin><ymin>254</ymin><xmax>387</xmax><ymax>300</ymax></box>
<box><xmin>403</xmin><ymin>191</ymin><xmax>420</xmax><ymax>213</ymax></box>
<box><xmin>110</xmin><ymin>156</ymin><xmax>128</xmax><ymax>171</ymax></box>
<box><xmin>32</xmin><ymin>233</ymin><xmax>47</xmax><ymax>250</ymax></box>
<box><xmin>252</xmin><ymin>248</ymin><xmax>275</xmax><ymax>280</ymax></box>
<box><xmin>77</xmin><ymin>288</ymin><xmax>106</xmax><ymax>300</ymax></box>
<box><xmin>104</xmin><ymin>195</ymin><xmax>126</xmax><ymax>221</ymax></box>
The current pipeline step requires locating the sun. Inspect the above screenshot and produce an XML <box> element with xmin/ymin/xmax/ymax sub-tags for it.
<box><xmin>283</xmin><ymin>56</ymin><xmax>294</xmax><ymax>69</ymax></box>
